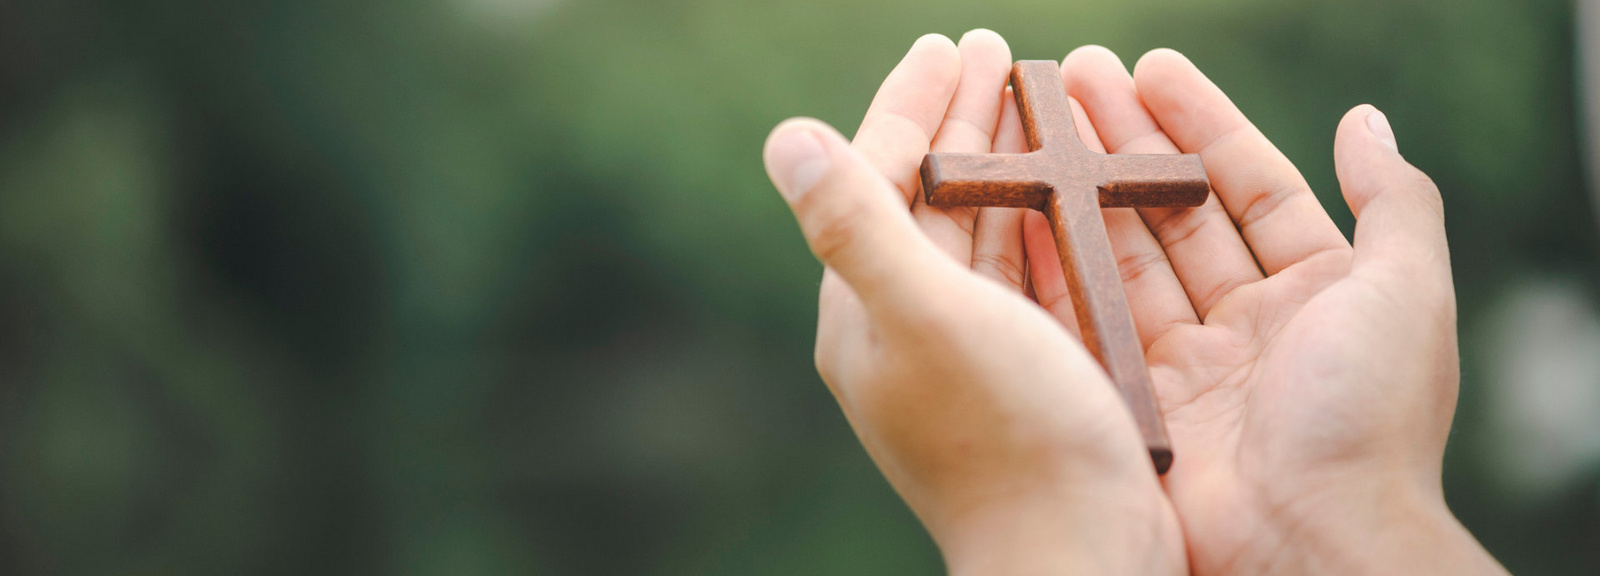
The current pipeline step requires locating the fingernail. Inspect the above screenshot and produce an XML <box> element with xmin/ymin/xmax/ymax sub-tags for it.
<box><xmin>768</xmin><ymin>127</ymin><xmax>830</xmax><ymax>203</ymax></box>
<box><xmin>1366</xmin><ymin>108</ymin><xmax>1398</xmax><ymax>152</ymax></box>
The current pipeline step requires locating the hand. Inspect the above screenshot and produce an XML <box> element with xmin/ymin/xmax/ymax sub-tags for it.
<box><xmin>762</xmin><ymin>32</ymin><xmax>1184</xmax><ymax>575</ymax></box>
<box><xmin>1022</xmin><ymin>46</ymin><xmax>1508</xmax><ymax>575</ymax></box>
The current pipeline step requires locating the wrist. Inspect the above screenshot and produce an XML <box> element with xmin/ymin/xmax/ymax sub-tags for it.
<box><xmin>937</xmin><ymin>484</ymin><xmax>1183</xmax><ymax>576</ymax></box>
<box><xmin>1265</xmin><ymin>475</ymin><xmax>1507</xmax><ymax>576</ymax></box>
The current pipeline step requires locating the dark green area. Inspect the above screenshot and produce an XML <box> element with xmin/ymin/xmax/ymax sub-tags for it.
<box><xmin>0</xmin><ymin>0</ymin><xmax>1595</xmax><ymax>574</ymax></box>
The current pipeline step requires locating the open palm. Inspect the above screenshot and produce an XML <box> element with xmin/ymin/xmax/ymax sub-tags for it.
<box><xmin>765</xmin><ymin>33</ymin><xmax>1199</xmax><ymax>575</ymax></box>
<box><xmin>1017</xmin><ymin>47</ymin><xmax>1468</xmax><ymax>575</ymax></box>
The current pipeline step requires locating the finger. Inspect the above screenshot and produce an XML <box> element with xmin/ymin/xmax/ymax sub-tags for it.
<box><xmin>1133</xmin><ymin>49</ymin><xmax>1351</xmax><ymax>277</ymax></box>
<box><xmin>1024</xmin><ymin>96</ymin><xmax>1198</xmax><ymax>347</ymax></box>
<box><xmin>969</xmin><ymin>87</ymin><xmax>1029</xmax><ymax>290</ymax></box>
<box><xmin>1334</xmin><ymin>106</ymin><xmax>1452</xmax><ymax>300</ymax></box>
<box><xmin>1062</xmin><ymin>45</ymin><xmax>1262</xmax><ymax>319</ymax></box>
<box><xmin>813</xmin><ymin>34</ymin><xmax>958</xmax><ymax>392</ymax></box>
<box><xmin>915</xmin><ymin>29</ymin><xmax>1014</xmax><ymax>265</ymax></box>
<box><xmin>934</xmin><ymin>30</ymin><xmax>1011</xmax><ymax>154</ymax></box>
<box><xmin>1024</xmin><ymin>209</ymin><xmax>1081</xmax><ymax>337</ymax></box>
<box><xmin>766</xmin><ymin>118</ymin><xmax>949</xmax><ymax>312</ymax></box>
<box><xmin>853</xmin><ymin>34</ymin><xmax>962</xmax><ymax>205</ymax></box>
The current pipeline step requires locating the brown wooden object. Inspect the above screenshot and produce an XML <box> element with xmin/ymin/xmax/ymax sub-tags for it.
<box><xmin>920</xmin><ymin>60</ymin><xmax>1211</xmax><ymax>475</ymax></box>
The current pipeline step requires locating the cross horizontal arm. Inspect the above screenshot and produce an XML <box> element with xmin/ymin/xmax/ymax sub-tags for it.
<box><xmin>1093</xmin><ymin>153</ymin><xmax>1211</xmax><ymax>207</ymax></box>
<box><xmin>920</xmin><ymin>152</ymin><xmax>1054</xmax><ymax>209</ymax></box>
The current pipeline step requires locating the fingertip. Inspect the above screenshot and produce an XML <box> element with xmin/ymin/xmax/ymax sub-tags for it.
<box><xmin>1139</xmin><ymin>47</ymin><xmax>1190</xmax><ymax>66</ymax></box>
<box><xmin>1363</xmin><ymin>105</ymin><xmax>1398</xmax><ymax>151</ymax></box>
<box><xmin>1131</xmin><ymin>48</ymin><xmax>1228</xmax><ymax>147</ymax></box>
<box><xmin>766</xmin><ymin>117</ymin><xmax>823</xmax><ymax>145</ymax></box>
<box><xmin>1333</xmin><ymin>105</ymin><xmax>1370</xmax><ymax>148</ymax></box>
<box><xmin>1333</xmin><ymin>105</ymin><xmax>1439</xmax><ymax>222</ymax></box>
<box><xmin>906</xmin><ymin>33</ymin><xmax>962</xmax><ymax>89</ymax></box>
<box><xmin>1062</xmin><ymin>44</ymin><xmax>1125</xmax><ymax>74</ymax></box>
<box><xmin>1333</xmin><ymin>105</ymin><xmax>1398</xmax><ymax>170</ymax></box>
<box><xmin>764</xmin><ymin>118</ymin><xmax>839</xmax><ymax>204</ymax></box>
<box><xmin>958</xmin><ymin>28</ymin><xmax>1012</xmax><ymax>65</ymax></box>
<box><xmin>1334</xmin><ymin>105</ymin><xmax>1371</xmax><ymax>143</ymax></box>
<box><xmin>1333</xmin><ymin>103</ymin><xmax>1448</xmax><ymax>288</ymax></box>
<box><xmin>1340</xmin><ymin>104</ymin><xmax>1378</xmax><ymax>126</ymax></box>
<box><xmin>1061</xmin><ymin>45</ymin><xmax>1134</xmax><ymax>108</ymax></box>
<box><xmin>959</xmin><ymin>28</ymin><xmax>1007</xmax><ymax>48</ymax></box>
<box><xmin>770</xmin><ymin>121</ymin><xmax>944</xmax><ymax>314</ymax></box>
<box><xmin>913</xmin><ymin>32</ymin><xmax>959</xmax><ymax>56</ymax></box>
<box><xmin>1131</xmin><ymin>48</ymin><xmax>1191</xmax><ymax>86</ymax></box>
<box><xmin>765</xmin><ymin>117</ymin><xmax>846</xmax><ymax>161</ymax></box>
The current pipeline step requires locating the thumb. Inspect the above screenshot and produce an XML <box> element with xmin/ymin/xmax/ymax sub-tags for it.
<box><xmin>1334</xmin><ymin>105</ymin><xmax>1452</xmax><ymax>297</ymax></box>
<box><xmin>764</xmin><ymin>118</ymin><xmax>946</xmax><ymax>310</ymax></box>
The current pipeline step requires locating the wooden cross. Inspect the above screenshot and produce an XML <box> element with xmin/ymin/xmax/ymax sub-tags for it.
<box><xmin>920</xmin><ymin>60</ymin><xmax>1211</xmax><ymax>474</ymax></box>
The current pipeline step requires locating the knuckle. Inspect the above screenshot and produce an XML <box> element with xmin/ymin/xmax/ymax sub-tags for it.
<box><xmin>938</xmin><ymin>114</ymin><xmax>997</xmax><ymax>148</ymax></box>
<box><xmin>1373</xmin><ymin>167</ymin><xmax>1444</xmax><ymax>221</ymax></box>
<box><xmin>812</xmin><ymin>340</ymin><xmax>838</xmax><ymax>384</ymax></box>
<box><xmin>1234</xmin><ymin>183</ymin><xmax>1303</xmax><ymax>231</ymax></box>
<box><xmin>1409</xmin><ymin>170</ymin><xmax>1445</xmax><ymax>219</ymax></box>
<box><xmin>971</xmin><ymin>251</ymin><xmax>1026</xmax><ymax>287</ymax></box>
<box><xmin>1145</xmin><ymin>208</ymin><xmax>1207</xmax><ymax>251</ymax></box>
<box><xmin>1116</xmin><ymin>249</ymin><xmax>1168</xmax><ymax>284</ymax></box>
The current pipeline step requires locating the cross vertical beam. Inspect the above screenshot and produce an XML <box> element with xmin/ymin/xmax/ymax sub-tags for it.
<box><xmin>919</xmin><ymin>61</ymin><xmax>1212</xmax><ymax>475</ymax></box>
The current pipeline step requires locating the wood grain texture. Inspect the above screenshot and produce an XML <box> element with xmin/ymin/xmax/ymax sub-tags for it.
<box><xmin>920</xmin><ymin>60</ymin><xmax>1212</xmax><ymax>475</ymax></box>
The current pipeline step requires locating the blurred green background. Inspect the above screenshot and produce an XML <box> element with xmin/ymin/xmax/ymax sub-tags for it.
<box><xmin>0</xmin><ymin>0</ymin><xmax>1596</xmax><ymax>574</ymax></box>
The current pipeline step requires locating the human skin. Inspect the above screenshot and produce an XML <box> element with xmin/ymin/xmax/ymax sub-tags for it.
<box><xmin>762</xmin><ymin>31</ymin><xmax>1508</xmax><ymax>576</ymax></box>
<box><xmin>763</xmin><ymin>31</ymin><xmax>1184</xmax><ymax>576</ymax></box>
<box><xmin>1027</xmin><ymin>45</ymin><xmax>1510</xmax><ymax>576</ymax></box>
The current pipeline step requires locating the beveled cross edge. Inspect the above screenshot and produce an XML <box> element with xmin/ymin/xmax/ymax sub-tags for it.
<box><xmin>918</xmin><ymin>60</ymin><xmax>1213</xmax><ymax>475</ymax></box>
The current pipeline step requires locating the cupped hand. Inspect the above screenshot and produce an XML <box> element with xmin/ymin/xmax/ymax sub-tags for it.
<box><xmin>762</xmin><ymin>32</ymin><xmax>1184</xmax><ymax>576</ymax></box>
<box><xmin>1024</xmin><ymin>46</ymin><xmax>1508</xmax><ymax>575</ymax></box>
